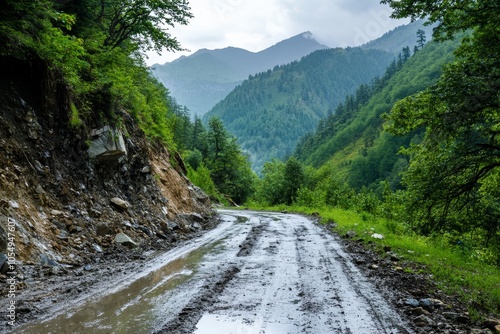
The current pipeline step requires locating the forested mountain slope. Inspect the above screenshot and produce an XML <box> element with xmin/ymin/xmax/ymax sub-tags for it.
<box><xmin>360</xmin><ymin>19</ymin><xmax>435</xmax><ymax>55</ymax></box>
<box><xmin>204</xmin><ymin>47</ymin><xmax>393</xmax><ymax>172</ymax></box>
<box><xmin>152</xmin><ymin>32</ymin><xmax>328</xmax><ymax>116</ymax></box>
<box><xmin>295</xmin><ymin>37</ymin><xmax>460</xmax><ymax>192</ymax></box>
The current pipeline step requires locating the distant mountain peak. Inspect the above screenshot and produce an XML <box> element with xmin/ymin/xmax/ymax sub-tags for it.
<box><xmin>301</xmin><ymin>31</ymin><xmax>314</xmax><ymax>38</ymax></box>
<box><xmin>268</xmin><ymin>31</ymin><xmax>328</xmax><ymax>49</ymax></box>
<box><xmin>152</xmin><ymin>32</ymin><xmax>331</xmax><ymax>116</ymax></box>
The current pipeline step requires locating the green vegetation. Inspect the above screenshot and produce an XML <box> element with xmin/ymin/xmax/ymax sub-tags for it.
<box><xmin>245</xmin><ymin>202</ymin><xmax>500</xmax><ymax>320</ymax></box>
<box><xmin>295</xmin><ymin>38</ymin><xmax>458</xmax><ymax>177</ymax></box>
<box><xmin>0</xmin><ymin>0</ymin><xmax>256</xmax><ymax>206</ymax></box>
<box><xmin>0</xmin><ymin>0</ymin><xmax>192</xmax><ymax>147</ymax></box>
<box><xmin>360</xmin><ymin>20</ymin><xmax>434</xmax><ymax>55</ymax></box>
<box><xmin>249</xmin><ymin>152</ymin><xmax>500</xmax><ymax>318</ymax></box>
<box><xmin>152</xmin><ymin>32</ymin><xmax>328</xmax><ymax>117</ymax></box>
<box><xmin>3</xmin><ymin>0</ymin><xmax>498</xmax><ymax>321</ymax></box>
<box><xmin>173</xmin><ymin>113</ymin><xmax>256</xmax><ymax>205</ymax></box>
<box><xmin>380</xmin><ymin>0</ymin><xmax>500</xmax><ymax>261</ymax></box>
<box><xmin>245</xmin><ymin>0</ymin><xmax>500</xmax><ymax>320</ymax></box>
<box><xmin>205</xmin><ymin>47</ymin><xmax>394</xmax><ymax>173</ymax></box>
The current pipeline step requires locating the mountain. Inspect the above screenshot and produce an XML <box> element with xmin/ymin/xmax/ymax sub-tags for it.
<box><xmin>295</xmin><ymin>37</ymin><xmax>460</xmax><ymax>192</ymax></box>
<box><xmin>360</xmin><ymin>19</ymin><xmax>436</xmax><ymax>55</ymax></box>
<box><xmin>204</xmin><ymin>47</ymin><xmax>394</xmax><ymax>173</ymax></box>
<box><xmin>152</xmin><ymin>32</ymin><xmax>329</xmax><ymax>116</ymax></box>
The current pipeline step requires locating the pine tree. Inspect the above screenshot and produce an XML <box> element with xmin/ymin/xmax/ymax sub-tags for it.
<box><xmin>416</xmin><ymin>29</ymin><xmax>427</xmax><ymax>50</ymax></box>
<box><xmin>402</xmin><ymin>46</ymin><xmax>411</xmax><ymax>62</ymax></box>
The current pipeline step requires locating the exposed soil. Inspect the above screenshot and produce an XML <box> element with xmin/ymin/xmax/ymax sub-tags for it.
<box><xmin>1</xmin><ymin>210</ymin><xmax>499</xmax><ymax>333</ymax></box>
<box><xmin>0</xmin><ymin>218</ymin><xmax>220</xmax><ymax>332</ymax></box>
<box><xmin>0</xmin><ymin>56</ymin><xmax>216</xmax><ymax>332</ymax></box>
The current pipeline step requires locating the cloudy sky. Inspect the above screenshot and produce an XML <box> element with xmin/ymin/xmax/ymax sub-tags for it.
<box><xmin>145</xmin><ymin>0</ymin><xmax>410</xmax><ymax>65</ymax></box>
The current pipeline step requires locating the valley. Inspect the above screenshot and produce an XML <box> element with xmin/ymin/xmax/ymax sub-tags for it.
<box><xmin>1</xmin><ymin>1</ymin><xmax>499</xmax><ymax>333</ymax></box>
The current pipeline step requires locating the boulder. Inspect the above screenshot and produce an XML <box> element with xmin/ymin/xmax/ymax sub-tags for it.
<box><xmin>175</xmin><ymin>213</ymin><xmax>203</xmax><ymax>233</ymax></box>
<box><xmin>114</xmin><ymin>232</ymin><xmax>137</xmax><ymax>248</ymax></box>
<box><xmin>92</xmin><ymin>244</ymin><xmax>103</xmax><ymax>253</ymax></box>
<box><xmin>189</xmin><ymin>185</ymin><xmax>210</xmax><ymax>204</ymax></box>
<box><xmin>110</xmin><ymin>197</ymin><xmax>131</xmax><ymax>211</ymax></box>
<box><xmin>0</xmin><ymin>219</ymin><xmax>7</xmax><ymax>252</ymax></box>
<box><xmin>178</xmin><ymin>212</ymin><xmax>204</xmax><ymax>223</ymax></box>
<box><xmin>51</xmin><ymin>210</ymin><xmax>64</xmax><ymax>217</ymax></box>
<box><xmin>68</xmin><ymin>224</ymin><xmax>82</xmax><ymax>234</ymax></box>
<box><xmin>443</xmin><ymin>312</ymin><xmax>469</xmax><ymax>323</ymax></box>
<box><xmin>8</xmin><ymin>200</ymin><xmax>19</xmax><ymax>209</ymax></box>
<box><xmin>0</xmin><ymin>253</ymin><xmax>8</xmax><ymax>274</ymax></box>
<box><xmin>88</xmin><ymin>126</ymin><xmax>127</xmax><ymax>163</ymax></box>
<box><xmin>344</xmin><ymin>230</ymin><xmax>356</xmax><ymax>239</ymax></box>
<box><xmin>483</xmin><ymin>319</ymin><xmax>500</xmax><ymax>331</ymax></box>
<box><xmin>405</xmin><ymin>298</ymin><xmax>420</xmax><ymax>308</ymax></box>
<box><xmin>137</xmin><ymin>225</ymin><xmax>153</xmax><ymax>237</ymax></box>
<box><xmin>39</xmin><ymin>253</ymin><xmax>58</xmax><ymax>267</ymax></box>
<box><xmin>161</xmin><ymin>206</ymin><xmax>168</xmax><ymax>216</ymax></box>
<box><xmin>57</xmin><ymin>230</ymin><xmax>69</xmax><ymax>240</ymax></box>
<box><xmin>96</xmin><ymin>223</ymin><xmax>114</xmax><ymax>236</ymax></box>
<box><xmin>167</xmin><ymin>222</ymin><xmax>179</xmax><ymax>231</ymax></box>
<box><xmin>414</xmin><ymin>315</ymin><xmax>435</xmax><ymax>327</ymax></box>
<box><xmin>411</xmin><ymin>307</ymin><xmax>430</xmax><ymax>316</ymax></box>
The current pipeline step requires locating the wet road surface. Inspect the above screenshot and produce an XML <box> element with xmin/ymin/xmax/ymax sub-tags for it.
<box><xmin>15</xmin><ymin>210</ymin><xmax>412</xmax><ymax>334</ymax></box>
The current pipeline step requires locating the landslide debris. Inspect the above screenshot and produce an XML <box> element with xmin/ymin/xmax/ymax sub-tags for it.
<box><xmin>0</xmin><ymin>56</ymin><xmax>216</xmax><ymax>327</ymax></box>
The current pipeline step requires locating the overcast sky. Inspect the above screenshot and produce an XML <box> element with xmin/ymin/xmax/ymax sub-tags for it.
<box><xmin>145</xmin><ymin>0</ymin><xmax>410</xmax><ymax>65</ymax></box>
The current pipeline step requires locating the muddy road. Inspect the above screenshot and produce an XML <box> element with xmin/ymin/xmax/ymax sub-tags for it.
<box><xmin>12</xmin><ymin>210</ymin><xmax>412</xmax><ymax>334</ymax></box>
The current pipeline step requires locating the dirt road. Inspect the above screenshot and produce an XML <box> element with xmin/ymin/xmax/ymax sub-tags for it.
<box><xmin>12</xmin><ymin>210</ymin><xmax>412</xmax><ymax>333</ymax></box>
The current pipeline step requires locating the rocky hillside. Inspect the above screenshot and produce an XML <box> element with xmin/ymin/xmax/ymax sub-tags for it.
<box><xmin>0</xmin><ymin>56</ymin><xmax>216</xmax><ymax>277</ymax></box>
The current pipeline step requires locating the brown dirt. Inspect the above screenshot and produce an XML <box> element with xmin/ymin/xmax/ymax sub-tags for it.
<box><xmin>0</xmin><ymin>56</ymin><xmax>215</xmax><ymax>331</ymax></box>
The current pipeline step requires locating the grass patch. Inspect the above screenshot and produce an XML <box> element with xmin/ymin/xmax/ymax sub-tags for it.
<box><xmin>241</xmin><ymin>203</ymin><xmax>500</xmax><ymax>320</ymax></box>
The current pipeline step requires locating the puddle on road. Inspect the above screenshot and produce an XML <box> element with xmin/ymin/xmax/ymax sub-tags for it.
<box><xmin>195</xmin><ymin>314</ymin><xmax>258</xmax><ymax>334</ymax></box>
<box><xmin>16</xmin><ymin>241</ymin><xmax>223</xmax><ymax>334</ymax></box>
<box><xmin>194</xmin><ymin>313</ymin><xmax>295</xmax><ymax>334</ymax></box>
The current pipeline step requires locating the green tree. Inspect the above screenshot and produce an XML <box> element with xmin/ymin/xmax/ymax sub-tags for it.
<box><xmin>205</xmin><ymin>117</ymin><xmax>255</xmax><ymax>204</ymax></box>
<box><xmin>0</xmin><ymin>0</ymin><xmax>86</xmax><ymax>81</ymax></box>
<box><xmin>187</xmin><ymin>162</ymin><xmax>217</xmax><ymax>199</ymax></box>
<box><xmin>68</xmin><ymin>0</ymin><xmax>192</xmax><ymax>53</ymax></box>
<box><xmin>256</xmin><ymin>159</ymin><xmax>286</xmax><ymax>205</ymax></box>
<box><xmin>283</xmin><ymin>157</ymin><xmax>304</xmax><ymax>205</ymax></box>
<box><xmin>416</xmin><ymin>29</ymin><xmax>426</xmax><ymax>50</ymax></box>
<box><xmin>402</xmin><ymin>46</ymin><xmax>411</xmax><ymax>62</ymax></box>
<box><xmin>191</xmin><ymin>115</ymin><xmax>207</xmax><ymax>153</ymax></box>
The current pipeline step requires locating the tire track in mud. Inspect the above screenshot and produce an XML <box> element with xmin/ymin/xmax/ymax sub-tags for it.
<box><xmin>155</xmin><ymin>266</ymin><xmax>241</xmax><ymax>334</ymax></box>
<box><xmin>237</xmin><ymin>220</ymin><xmax>268</xmax><ymax>257</ymax></box>
<box><xmin>321</xmin><ymin>240</ymin><xmax>411</xmax><ymax>334</ymax></box>
<box><xmin>293</xmin><ymin>220</ymin><xmax>412</xmax><ymax>333</ymax></box>
<box><xmin>185</xmin><ymin>212</ymin><xmax>412</xmax><ymax>334</ymax></box>
<box><xmin>294</xmin><ymin>224</ymin><xmax>347</xmax><ymax>332</ymax></box>
<box><xmin>156</xmin><ymin>217</ymin><xmax>268</xmax><ymax>334</ymax></box>
<box><xmin>19</xmin><ymin>211</ymin><xmax>412</xmax><ymax>334</ymax></box>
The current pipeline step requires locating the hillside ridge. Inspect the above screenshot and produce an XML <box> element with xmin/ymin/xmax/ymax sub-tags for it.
<box><xmin>152</xmin><ymin>31</ymin><xmax>329</xmax><ymax>116</ymax></box>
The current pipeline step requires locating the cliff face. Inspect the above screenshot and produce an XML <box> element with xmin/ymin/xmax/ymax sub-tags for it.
<box><xmin>0</xmin><ymin>56</ymin><xmax>215</xmax><ymax>269</ymax></box>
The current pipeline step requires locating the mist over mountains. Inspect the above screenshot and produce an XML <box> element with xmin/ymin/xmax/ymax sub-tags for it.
<box><xmin>152</xmin><ymin>32</ymin><xmax>329</xmax><ymax>117</ymax></box>
<box><xmin>151</xmin><ymin>20</ymin><xmax>433</xmax><ymax>173</ymax></box>
<box><xmin>201</xmin><ymin>21</ymin><xmax>432</xmax><ymax>172</ymax></box>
